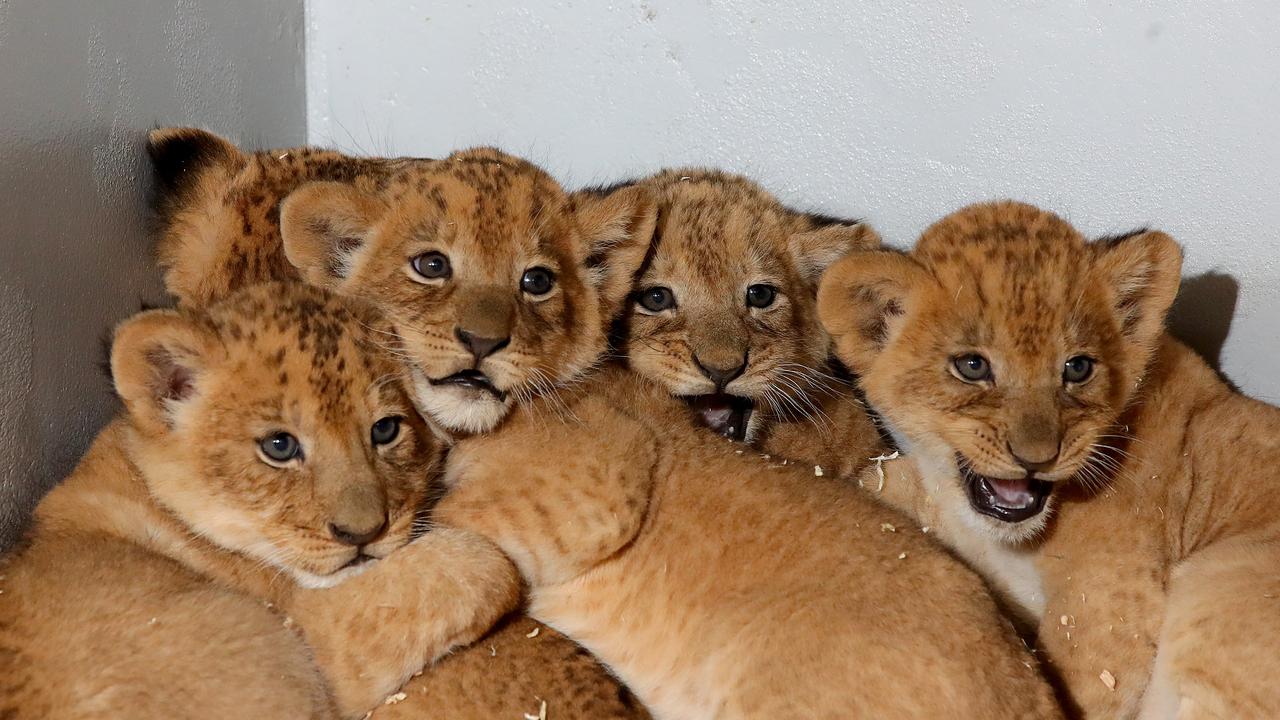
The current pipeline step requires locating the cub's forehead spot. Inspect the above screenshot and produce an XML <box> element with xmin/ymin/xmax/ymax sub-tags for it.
<box><xmin>388</xmin><ymin>156</ymin><xmax>572</xmax><ymax>268</ymax></box>
<box><xmin>213</xmin><ymin>290</ymin><xmax>392</xmax><ymax>426</ymax></box>
<box><xmin>916</xmin><ymin>204</ymin><xmax>1097</xmax><ymax>356</ymax></box>
<box><xmin>653</xmin><ymin>182</ymin><xmax>795</xmax><ymax>288</ymax></box>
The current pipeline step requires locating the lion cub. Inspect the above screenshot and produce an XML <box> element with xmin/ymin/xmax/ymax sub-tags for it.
<box><xmin>147</xmin><ymin>128</ymin><xmax>656</xmax><ymax>719</ymax></box>
<box><xmin>820</xmin><ymin>200</ymin><xmax>1280</xmax><ymax>718</ymax></box>
<box><xmin>0</xmin><ymin>282</ymin><xmax>518</xmax><ymax>719</ymax></box>
<box><xmin>435</xmin><ymin>364</ymin><xmax>1063</xmax><ymax>719</ymax></box>
<box><xmin>609</xmin><ymin>169</ymin><xmax>885</xmax><ymax>478</ymax></box>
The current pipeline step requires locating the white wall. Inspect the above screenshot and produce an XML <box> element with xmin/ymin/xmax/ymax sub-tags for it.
<box><xmin>306</xmin><ymin>0</ymin><xmax>1280</xmax><ymax>400</ymax></box>
<box><xmin>0</xmin><ymin>0</ymin><xmax>305</xmax><ymax>547</ymax></box>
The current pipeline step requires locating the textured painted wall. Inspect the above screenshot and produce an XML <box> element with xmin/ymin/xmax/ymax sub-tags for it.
<box><xmin>307</xmin><ymin>0</ymin><xmax>1280</xmax><ymax>400</ymax></box>
<box><xmin>0</xmin><ymin>0</ymin><xmax>305</xmax><ymax>547</ymax></box>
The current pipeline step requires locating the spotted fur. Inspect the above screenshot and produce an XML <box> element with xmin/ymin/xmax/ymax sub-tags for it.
<box><xmin>146</xmin><ymin>129</ymin><xmax>654</xmax><ymax>719</ymax></box>
<box><xmin>0</xmin><ymin>283</ymin><xmax>518</xmax><ymax>719</ymax></box>
<box><xmin>823</xmin><ymin>201</ymin><xmax>1280</xmax><ymax>717</ymax></box>
<box><xmin>610</xmin><ymin>169</ymin><xmax>885</xmax><ymax>478</ymax></box>
<box><xmin>148</xmin><ymin>128</ymin><xmax>654</xmax><ymax>438</ymax></box>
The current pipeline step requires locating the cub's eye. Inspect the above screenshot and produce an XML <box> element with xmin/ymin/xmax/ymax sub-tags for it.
<box><xmin>746</xmin><ymin>284</ymin><xmax>777</xmax><ymax>309</ymax></box>
<box><xmin>637</xmin><ymin>286</ymin><xmax>676</xmax><ymax>312</ymax></box>
<box><xmin>410</xmin><ymin>251</ymin><xmax>451</xmax><ymax>281</ymax></box>
<box><xmin>370</xmin><ymin>416</ymin><xmax>403</xmax><ymax>446</ymax></box>
<box><xmin>952</xmin><ymin>354</ymin><xmax>993</xmax><ymax>382</ymax></box>
<box><xmin>1063</xmin><ymin>356</ymin><xmax>1095</xmax><ymax>384</ymax></box>
<box><xmin>259</xmin><ymin>432</ymin><xmax>302</xmax><ymax>464</ymax></box>
<box><xmin>520</xmin><ymin>267</ymin><xmax>556</xmax><ymax>296</ymax></box>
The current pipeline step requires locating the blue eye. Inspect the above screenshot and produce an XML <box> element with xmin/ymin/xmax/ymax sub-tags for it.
<box><xmin>371</xmin><ymin>416</ymin><xmax>402</xmax><ymax>446</ymax></box>
<box><xmin>1063</xmin><ymin>356</ymin><xmax>1095</xmax><ymax>384</ymax></box>
<box><xmin>259</xmin><ymin>432</ymin><xmax>301</xmax><ymax>463</ymax></box>
<box><xmin>953</xmin><ymin>354</ymin><xmax>992</xmax><ymax>382</ymax></box>
<box><xmin>638</xmin><ymin>286</ymin><xmax>676</xmax><ymax>312</ymax></box>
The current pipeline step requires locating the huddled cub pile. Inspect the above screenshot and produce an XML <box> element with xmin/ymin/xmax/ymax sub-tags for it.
<box><xmin>2</xmin><ymin>129</ymin><xmax>1275</xmax><ymax>720</ymax></box>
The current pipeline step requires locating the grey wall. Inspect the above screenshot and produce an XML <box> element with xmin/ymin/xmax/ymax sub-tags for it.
<box><xmin>307</xmin><ymin>0</ymin><xmax>1280</xmax><ymax>402</ymax></box>
<box><xmin>0</xmin><ymin>0</ymin><xmax>306</xmax><ymax>547</ymax></box>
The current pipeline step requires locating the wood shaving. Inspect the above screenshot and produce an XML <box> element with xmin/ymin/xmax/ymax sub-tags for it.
<box><xmin>880</xmin><ymin>523</ymin><xmax>896</xmax><ymax>533</ymax></box>
<box><xmin>282</xmin><ymin>615</ymin><xmax>295</xmax><ymax>629</ymax></box>
<box><xmin>898</xmin><ymin>552</ymin><xmax>908</xmax><ymax>560</ymax></box>
<box><xmin>868</xmin><ymin>450</ymin><xmax>900</xmax><ymax>492</ymax></box>
<box><xmin>526</xmin><ymin>626</ymin><xmax>541</xmax><ymax>638</ymax></box>
<box><xmin>1099</xmin><ymin>670</ymin><xmax>1116</xmax><ymax>691</ymax></box>
<box><xmin>920</xmin><ymin>526</ymin><xmax>931</xmax><ymax>533</ymax></box>
<box><xmin>524</xmin><ymin>698</ymin><xmax>548</xmax><ymax>720</ymax></box>
<box><xmin>490</xmin><ymin>645</ymin><xmax>497</xmax><ymax>656</ymax></box>
<box><xmin>383</xmin><ymin>691</ymin><xmax>407</xmax><ymax>705</ymax></box>
<box><xmin>277</xmin><ymin>152</ymin><xmax>290</xmax><ymax>160</ymax></box>
<box><xmin>1059</xmin><ymin>615</ymin><xmax>1070</xmax><ymax>626</ymax></box>
<box><xmin>814</xmin><ymin>465</ymin><xmax>824</xmax><ymax>477</ymax></box>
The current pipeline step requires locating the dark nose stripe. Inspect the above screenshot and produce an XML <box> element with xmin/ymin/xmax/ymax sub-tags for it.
<box><xmin>694</xmin><ymin>353</ymin><xmax>747</xmax><ymax>391</ymax></box>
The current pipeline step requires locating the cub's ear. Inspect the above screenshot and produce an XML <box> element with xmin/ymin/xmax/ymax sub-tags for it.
<box><xmin>280</xmin><ymin>182</ymin><xmax>386</xmax><ymax>291</ymax></box>
<box><xmin>147</xmin><ymin>127</ymin><xmax>246</xmax><ymax>218</ymax></box>
<box><xmin>1092</xmin><ymin>229</ymin><xmax>1183</xmax><ymax>349</ymax></box>
<box><xmin>111</xmin><ymin>310</ymin><xmax>220</xmax><ymax>434</ymax></box>
<box><xmin>572</xmin><ymin>183</ymin><xmax>659</xmax><ymax>319</ymax></box>
<box><xmin>817</xmin><ymin>250</ymin><xmax>931</xmax><ymax>374</ymax></box>
<box><xmin>788</xmin><ymin>220</ymin><xmax>882</xmax><ymax>285</ymax></box>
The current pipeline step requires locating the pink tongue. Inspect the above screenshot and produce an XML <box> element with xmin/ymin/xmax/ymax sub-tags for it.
<box><xmin>987</xmin><ymin>477</ymin><xmax>1033</xmax><ymax>507</ymax></box>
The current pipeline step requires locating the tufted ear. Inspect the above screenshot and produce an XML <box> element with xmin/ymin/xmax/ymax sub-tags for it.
<box><xmin>280</xmin><ymin>182</ymin><xmax>386</xmax><ymax>290</ymax></box>
<box><xmin>1092</xmin><ymin>229</ymin><xmax>1183</xmax><ymax>351</ymax></box>
<box><xmin>146</xmin><ymin>127</ymin><xmax>247</xmax><ymax>221</ymax></box>
<box><xmin>572</xmin><ymin>184</ymin><xmax>659</xmax><ymax>321</ymax></box>
<box><xmin>788</xmin><ymin>221</ymin><xmax>881</xmax><ymax>286</ymax></box>
<box><xmin>817</xmin><ymin>250</ymin><xmax>932</xmax><ymax>375</ymax></box>
<box><xmin>112</xmin><ymin>309</ymin><xmax>220</xmax><ymax>435</ymax></box>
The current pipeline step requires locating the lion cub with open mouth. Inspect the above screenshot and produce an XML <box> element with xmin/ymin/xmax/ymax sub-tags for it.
<box><xmin>611</xmin><ymin>169</ymin><xmax>886</xmax><ymax>478</ymax></box>
<box><xmin>0</xmin><ymin>282</ymin><xmax>518</xmax><ymax>719</ymax></box>
<box><xmin>820</xmin><ymin>200</ymin><xmax>1280</xmax><ymax>718</ymax></box>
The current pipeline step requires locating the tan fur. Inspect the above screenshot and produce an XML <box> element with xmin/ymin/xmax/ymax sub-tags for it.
<box><xmin>435</xmin><ymin>365</ymin><xmax>1063</xmax><ymax>719</ymax></box>
<box><xmin>146</xmin><ymin>130</ymin><xmax>654</xmax><ymax>718</ymax></box>
<box><xmin>372</xmin><ymin>616</ymin><xmax>647</xmax><ymax>720</ymax></box>
<box><xmin>609</xmin><ymin>169</ymin><xmax>884</xmax><ymax>478</ymax></box>
<box><xmin>0</xmin><ymin>283</ymin><xmax>519</xmax><ymax>719</ymax></box>
<box><xmin>822</xmin><ymin>201</ymin><xmax>1280</xmax><ymax>718</ymax></box>
<box><xmin>149</xmin><ymin>128</ymin><xmax>654</xmax><ymax>437</ymax></box>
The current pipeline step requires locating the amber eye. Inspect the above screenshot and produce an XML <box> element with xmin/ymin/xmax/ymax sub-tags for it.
<box><xmin>638</xmin><ymin>286</ymin><xmax>676</xmax><ymax>312</ymax></box>
<box><xmin>1063</xmin><ymin>356</ymin><xmax>1095</xmax><ymax>384</ymax></box>
<box><xmin>410</xmin><ymin>251</ymin><xmax>451</xmax><ymax>280</ymax></box>
<box><xmin>952</xmin><ymin>354</ymin><xmax>993</xmax><ymax>382</ymax></box>
<box><xmin>746</xmin><ymin>284</ymin><xmax>777</xmax><ymax>309</ymax></box>
<box><xmin>259</xmin><ymin>432</ymin><xmax>302</xmax><ymax>464</ymax></box>
<box><xmin>370</xmin><ymin>416</ymin><xmax>402</xmax><ymax>446</ymax></box>
<box><xmin>520</xmin><ymin>267</ymin><xmax>555</xmax><ymax>296</ymax></box>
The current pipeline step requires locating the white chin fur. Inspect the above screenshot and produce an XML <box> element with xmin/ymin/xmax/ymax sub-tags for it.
<box><xmin>289</xmin><ymin>560</ymin><xmax>373</xmax><ymax>590</ymax></box>
<box><xmin>953</xmin><ymin>490</ymin><xmax>1056</xmax><ymax>546</ymax></box>
<box><xmin>411</xmin><ymin>371</ymin><xmax>513</xmax><ymax>434</ymax></box>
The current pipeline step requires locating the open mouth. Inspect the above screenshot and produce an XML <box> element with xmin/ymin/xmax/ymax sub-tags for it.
<box><xmin>960</xmin><ymin>457</ymin><xmax>1053</xmax><ymax>523</ymax></box>
<box><xmin>429</xmin><ymin>370</ymin><xmax>506</xmax><ymax>399</ymax></box>
<box><xmin>685</xmin><ymin>394</ymin><xmax>754</xmax><ymax>441</ymax></box>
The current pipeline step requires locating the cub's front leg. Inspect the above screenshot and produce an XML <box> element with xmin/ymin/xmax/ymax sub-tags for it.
<box><xmin>435</xmin><ymin>393</ymin><xmax>658</xmax><ymax>588</ymax></box>
<box><xmin>284</xmin><ymin>528</ymin><xmax>520</xmax><ymax>719</ymax></box>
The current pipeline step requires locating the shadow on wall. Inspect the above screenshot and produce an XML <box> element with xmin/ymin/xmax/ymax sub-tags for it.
<box><xmin>1167</xmin><ymin>271</ymin><xmax>1238</xmax><ymax>377</ymax></box>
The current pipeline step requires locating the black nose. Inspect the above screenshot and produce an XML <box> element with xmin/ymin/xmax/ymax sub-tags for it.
<box><xmin>329</xmin><ymin>517</ymin><xmax>388</xmax><ymax>547</ymax></box>
<box><xmin>455</xmin><ymin>327</ymin><xmax>510</xmax><ymax>361</ymax></box>
<box><xmin>694</xmin><ymin>354</ymin><xmax>747</xmax><ymax>391</ymax></box>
